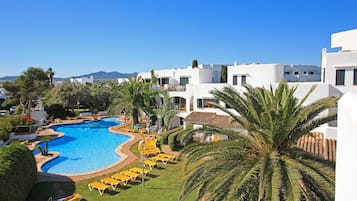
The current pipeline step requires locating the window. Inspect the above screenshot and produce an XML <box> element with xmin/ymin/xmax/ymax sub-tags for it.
<box><xmin>197</xmin><ymin>99</ymin><xmax>203</xmax><ymax>108</ymax></box>
<box><xmin>203</xmin><ymin>99</ymin><xmax>218</xmax><ymax>108</ymax></box>
<box><xmin>284</xmin><ymin>72</ymin><xmax>290</xmax><ymax>75</ymax></box>
<box><xmin>179</xmin><ymin>77</ymin><xmax>189</xmax><ymax>86</ymax></box>
<box><xmin>354</xmin><ymin>69</ymin><xmax>357</xmax><ymax>85</ymax></box>
<box><xmin>233</xmin><ymin>75</ymin><xmax>237</xmax><ymax>85</ymax></box>
<box><xmin>241</xmin><ymin>75</ymin><xmax>247</xmax><ymax>85</ymax></box>
<box><xmin>309</xmin><ymin>72</ymin><xmax>314</xmax><ymax>75</ymax></box>
<box><xmin>294</xmin><ymin>72</ymin><xmax>299</xmax><ymax>75</ymax></box>
<box><xmin>336</xmin><ymin>69</ymin><xmax>345</xmax><ymax>85</ymax></box>
<box><xmin>158</xmin><ymin>77</ymin><xmax>169</xmax><ymax>86</ymax></box>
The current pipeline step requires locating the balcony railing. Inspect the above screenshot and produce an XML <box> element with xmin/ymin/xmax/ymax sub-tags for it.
<box><xmin>168</xmin><ymin>85</ymin><xmax>186</xmax><ymax>91</ymax></box>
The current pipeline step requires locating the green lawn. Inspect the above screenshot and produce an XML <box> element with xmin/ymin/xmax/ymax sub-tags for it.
<box><xmin>27</xmin><ymin>143</ymin><xmax>197</xmax><ymax>201</ymax></box>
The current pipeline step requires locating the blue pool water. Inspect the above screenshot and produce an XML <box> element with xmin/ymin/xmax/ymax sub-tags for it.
<box><xmin>38</xmin><ymin>117</ymin><xmax>130</xmax><ymax>174</ymax></box>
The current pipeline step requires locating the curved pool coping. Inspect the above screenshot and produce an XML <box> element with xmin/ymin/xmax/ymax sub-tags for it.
<box><xmin>36</xmin><ymin>117</ymin><xmax>142</xmax><ymax>182</ymax></box>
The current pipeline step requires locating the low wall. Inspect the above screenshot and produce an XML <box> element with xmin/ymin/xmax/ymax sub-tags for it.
<box><xmin>10</xmin><ymin>132</ymin><xmax>37</xmax><ymax>141</ymax></box>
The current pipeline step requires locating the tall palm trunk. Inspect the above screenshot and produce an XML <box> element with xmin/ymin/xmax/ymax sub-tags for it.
<box><xmin>27</xmin><ymin>99</ymin><xmax>32</xmax><ymax>116</ymax></box>
<box><xmin>132</xmin><ymin>108</ymin><xmax>139</xmax><ymax>127</ymax></box>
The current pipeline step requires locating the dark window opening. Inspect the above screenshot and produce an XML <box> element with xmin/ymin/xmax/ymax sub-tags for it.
<box><xmin>197</xmin><ymin>99</ymin><xmax>203</xmax><ymax>108</ymax></box>
<box><xmin>180</xmin><ymin>77</ymin><xmax>189</xmax><ymax>86</ymax></box>
<box><xmin>241</xmin><ymin>75</ymin><xmax>247</xmax><ymax>85</ymax></box>
<box><xmin>336</xmin><ymin>69</ymin><xmax>345</xmax><ymax>86</ymax></box>
<box><xmin>233</xmin><ymin>75</ymin><xmax>237</xmax><ymax>85</ymax></box>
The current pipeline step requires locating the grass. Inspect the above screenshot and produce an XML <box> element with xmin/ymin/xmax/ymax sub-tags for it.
<box><xmin>26</xmin><ymin>143</ymin><xmax>197</xmax><ymax>201</ymax></box>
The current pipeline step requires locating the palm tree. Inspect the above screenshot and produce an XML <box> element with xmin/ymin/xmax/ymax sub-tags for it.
<box><xmin>153</xmin><ymin>90</ymin><xmax>180</xmax><ymax>131</ymax></box>
<box><xmin>47</xmin><ymin>67</ymin><xmax>55</xmax><ymax>87</ymax></box>
<box><xmin>179</xmin><ymin>81</ymin><xmax>337</xmax><ymax>201</ymax></box>
<box><xmin>108</xmin><ymin>77</ymin><xmax>147</xmax><ymax>127</ymax></box>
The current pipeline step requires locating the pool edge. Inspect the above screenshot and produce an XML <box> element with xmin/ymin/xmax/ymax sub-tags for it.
<box><xmin>36</xmin><ymin>116</ymin><xmax>142</xmax><ymax>183</ymax></box>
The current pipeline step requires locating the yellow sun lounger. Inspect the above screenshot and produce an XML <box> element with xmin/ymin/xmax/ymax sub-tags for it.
<box><xmin>111</xmin><ymin>173</ymin><xmax>131</xmax><ymax>186</ymax></box>
<box><xmin>48</xmin><ymin>193</ymin><xmax>82</xmax><ymax>201</ymax></box>
<box><xmin>158</xmin><ymin>153</ymin><xmax>177</xmax><ymax>161</ymax></box>
<box><xmin>129</xmin><ymin>167</ymin><xmax>151</xmax><ymax>177</ymax></box>
<box><xmin>67</xmin><ymin>193</ymin><xmax>82</xmax><ymax>201</ymax></box>
<box><xmin>88</xmin><ymin>181</ymin><xmax>109</xmax><ymax>196</ymax></box>
<box><xmin>142</xmin><ymin>148</ymin><xmax>161</xmax><ymax>156</ymax></box>
<box><xmin>151</xmin><ymin>155</ymin><xmax>170</xmax><ymax>164</ymax></box>
<box><xmin>144</xmin><ymin>159</ymin><xmax>157</xmax><ymax>170</ymax></box>
<box><xmin>120</xmin><ymin>170</ymin><xmax>141</xmax><ymax>181</ymax></box>
<box><xmin>101</xmin><ymin>177</ymin><xmax>122</xmax><ymax>190</ymax></box>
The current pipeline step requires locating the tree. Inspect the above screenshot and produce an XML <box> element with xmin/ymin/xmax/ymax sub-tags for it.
<box><xmin>45</xmin><ymin>81</ymin><xmax>84</xmax><ymax>112</ymax></box>
<box><xmin>86</xmin><ymin>82</ymin><xmax>110</xmax><ymax>118</ymax></box>
<box><xmin>220</xmin><ymin>65</ymin><xmax>227</xmax><ymax>83</ymax></box>
<box><xmin>47</xmin><ymin>67</ymin><xmax>55</xmax><ymax>87</ymax></box>
<box><xmin>179</xmin><ymin>81</ymin><xmax>337</xmax><ymax>201</ymax></box>
<box><xmin>108</xmin><ymin>77</ymin><xmax>148</xmax><ymax>126</ymax></box>
<box><xmin>3</xmin><ymin>67</ymin><xmax>49</xmax><ymax>115</ymax></box>
<box><xmin>150</xmin><ymin>69</ymin><xmax>158</xmax><ymax>86</ymax></box>
<box><xmin>192</xmin><ymin>59</ymin><xmax>198</xmax><ymax>68</ymax></box>
<box><xmin>153</xmin><ymin>90</ymin><xmax>179</xmax><ymax>131</ymax></box>
<box><xmin>35</xmin><ymin>136</ymin><xmax>51</xmax><ymax>156</ymax></box>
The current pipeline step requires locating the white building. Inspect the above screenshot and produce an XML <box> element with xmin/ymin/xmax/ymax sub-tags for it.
<box><xmin>284</xmin><ymin>64</ymin><xmax>321</xmax><ymax>82</ymax></box>
<box><xmin>138</xmin><ymin>29</ymin><xmax>356</xmax><ymax>141</ymax></box>
<box><xmin>138</xmin><ymin>64</ymin><xmax>229</xmax><ymax>119</ymax></box>
<box><xmin>118</xmin><ymin>78</ymin><xmax>128</xmax><ymax>84</ymax></box>
<box><xmin>322</xmin><ymin>29</ymin><xmax>357</xmax><ymax>94</ymax></box>
<box><xmin>0</xmin><ymin>88</ymin><xmax>6</xmax><ymax>105</ymax></box>
<box><xmin>69</xmin><ymin>76</ymin><xmax>94</xmax><ymax>85</ymax></box>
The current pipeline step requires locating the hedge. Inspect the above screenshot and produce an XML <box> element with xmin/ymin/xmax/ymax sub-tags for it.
<box><xmin>168</xmin><ymin>130</ymin><xmax>185</xmax><ymax>151</ymax></box>
<box><xmin>45</xmin><ymin>104</ymin><xmax>66</xmax><ymax>119</ymax></box>
<box><xmin>0</xmin><ymin>142</ymin><xmax>37</xmax><ymax>201</ymax></box>
<box><xmin>160</xmin><ymin>126</ymin><xmax>183</xmax><ymax>145</ymax></box>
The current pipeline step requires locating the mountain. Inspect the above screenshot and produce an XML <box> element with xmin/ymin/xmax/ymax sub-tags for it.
<box><xmin>76</xmin><ymin>71</ymin><xmax>137</xmax><ymax>80</ymax></box>
<box><xmin>0</xmin><ymin>76</ymin><xmax>18</xmax><ymax>81</ymax></box>
<box><xmin>0</xmin><ymin>76</ymin><xmax>67</xmax><ymax>82</ymax></box>
<box><xmin>0</xmin><ymin>71</ymin><xmax>138</xmax><ymax>82</ymax></box>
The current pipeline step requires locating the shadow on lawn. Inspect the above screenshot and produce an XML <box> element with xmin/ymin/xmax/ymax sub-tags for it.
<box><xmin>26</xmin><ymin>175</ymin><xmax>76</xmax><ymax>201</ymax></box>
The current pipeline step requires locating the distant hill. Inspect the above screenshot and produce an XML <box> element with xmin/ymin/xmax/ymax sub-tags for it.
<box><xmin>0</xmin><ymin>76</ymin><xmax>18</xmax><ymax>81</ymax></box>
<box><xmin>0</xmin><ymin>71</ymin><xmax>138</xmax><ymax>82</ymax></box>
<box><xmin>76</xmin><ymin>71</ymin><xmax>137</xmax><ymax>80</ymax></box>
<box><xmin>0</xmin><ymin>76</ymin><xmax>67</xmax><ymax>82</ymax></box>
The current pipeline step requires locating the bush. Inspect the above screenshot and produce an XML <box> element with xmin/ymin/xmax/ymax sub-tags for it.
<box><xmin>160</xmin><ymin>126</ymin><xmax>183</xmax><ymax>145</ymax></box>
<box><xmin>0</xmin><ymin>119</ymin><xmax>12</xmax><ymax>141</ymax></box>
<box><xmin>0</xmin><ymin>142</ymin><xmax>37</xmax><ymax>201</ymax></box>
<box><xmin>168</xmin><ymin>131</ymin><xmax>182</xmax><ymax>151</ymax></box>
<box><xmin>45</xmin><ymin>104</ymin><xmax>66</xmax><ymax>119</ymax></box>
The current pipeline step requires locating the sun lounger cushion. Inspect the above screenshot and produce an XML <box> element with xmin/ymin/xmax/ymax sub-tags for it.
<box><xmin>101</xmin><ymin>177</ymin><xmax>121</xmax><ymax>190</ymax></box>
<box><xmin>129</xmin><ymin>167</ymin><xmax>151</xmax><ymax>176</ymax></box>
<box><xmin>144</xmin><ymin>159</ymin><xmax>157</xmax><ymax>170</ymax></box>
<box><xmin>111</xmin><ymin>173</ymin><xmax>130</xmax><ymax>185</ymax></box>
<box><xmin>88</xmin><ymin>181</ymin><xmax>109</xmax><ymax>196</ymax></box>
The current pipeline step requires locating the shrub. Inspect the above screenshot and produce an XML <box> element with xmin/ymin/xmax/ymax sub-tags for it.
<box><xmin>0</xmin><ymin>119</ymin><xmax>12</xmax><ymax>141</ymax></box>
<box><xmin>160</xmin><ymin>126</ymin><xmax>183</xmax><ymax>145</ymax></box>
<box><xmin>0</xmin><ymin>142</ymin><xmax>37</xmax><ymax>201</ymax></box>
<box><xmin>168</xmin><ymin>131</ymin><xmax>183</xmax><ymax>151</ymax></box>
<box><xmin>45</xmin><ymin>104</ymin><xmax>66</xmax><ymax>119</ymax></box>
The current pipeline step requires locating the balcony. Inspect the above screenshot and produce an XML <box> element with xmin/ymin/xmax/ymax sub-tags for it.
<box><xmin>168</xmin><ymin>85</ymin><xmax>186</xmax><ymax>91</ymax></box>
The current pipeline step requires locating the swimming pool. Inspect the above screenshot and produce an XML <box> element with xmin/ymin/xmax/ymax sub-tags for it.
<box><xmin>38</xmin><ymin>117</ymin><xmax>130</xmax><ymax>174</ymax></box>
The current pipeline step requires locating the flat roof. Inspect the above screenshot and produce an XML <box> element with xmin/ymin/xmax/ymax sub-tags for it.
<box><xmin>184</xmin><ymin>112</ymin><xmax>242</xmax><ymax>129</ymax></box>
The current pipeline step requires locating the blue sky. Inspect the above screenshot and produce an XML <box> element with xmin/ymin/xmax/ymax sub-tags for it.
<box><xmin>0</xmin><ymin>0</ymin><xmax>356</xmax><ymax>78</ymax></box>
